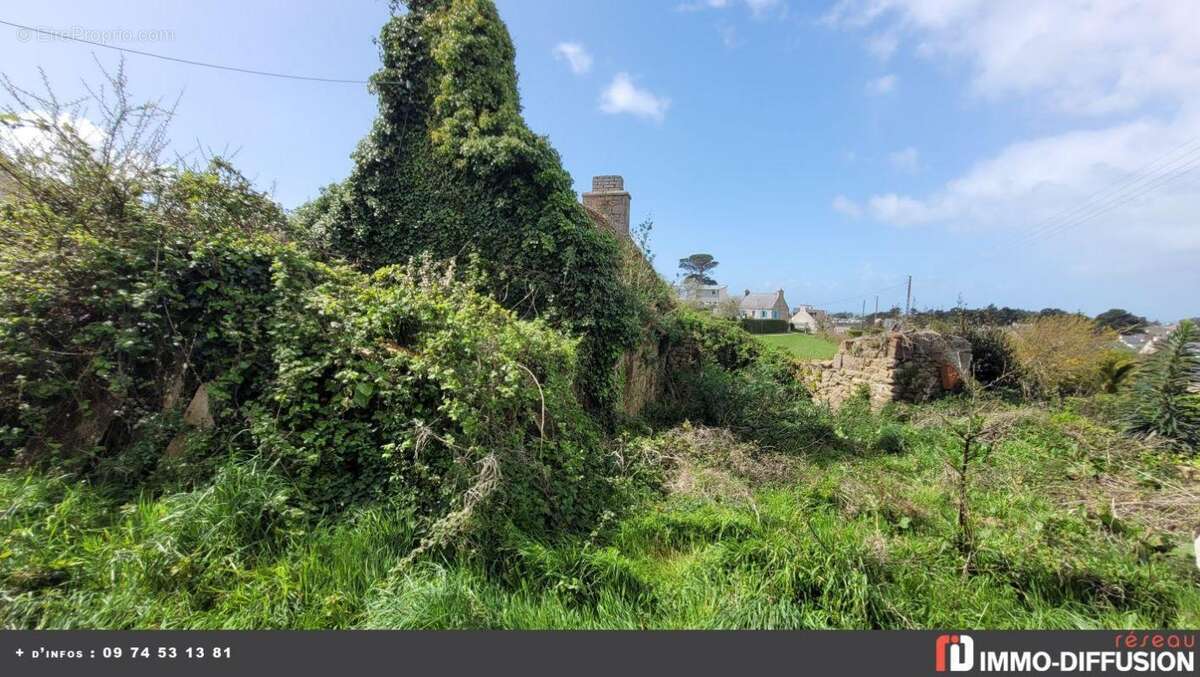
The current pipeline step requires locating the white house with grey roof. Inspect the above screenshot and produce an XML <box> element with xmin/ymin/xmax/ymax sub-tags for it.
<box><xmin>739</xmin><ymin>289</ymin><xmax>790</xmax><ymax>320</ymax></box>
<box><xmin>678</xmin><ymin>280</ymin><xmax>730</xmax><ymax>310</ymax></box>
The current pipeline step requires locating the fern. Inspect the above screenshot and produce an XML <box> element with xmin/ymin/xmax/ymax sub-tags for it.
<box><xmin>1124</xmin><ymin>320</ymin><xmax>1200</xmax><ymax>449</ymax></box>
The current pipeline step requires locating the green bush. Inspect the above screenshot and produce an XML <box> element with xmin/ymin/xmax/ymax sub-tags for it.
<box><xmin>648</xmin><ymin>309</ymin><xmax>835</xmax><ymax>454</ymax></box>
<box><xmin>297</xmin><ymin>0</ymin><xmax>640</xmax><ymax>420</ymax></box>
<box><xmin>1124</xmin><ymin>320</ymin><xmax>1200</xmax><ymax>450</ymax></box>
<box><xmin>252</xmin><ymin>258</ymin><xmax>623</xmax><ymax>546</ymax></box>
<box><xmin>739</xmin><ymin>319</ymin><xmax>790</xmax><ymax>334</ymax></box>
<box><xmin>0</xmin><ymin>157</ymin><xmax>298</xmax><ymax>474</ymax></box>
<box><xmin>964</xmin><ymin>327</ymin><xmax>1022</xmax><ymax>395</ymax></box>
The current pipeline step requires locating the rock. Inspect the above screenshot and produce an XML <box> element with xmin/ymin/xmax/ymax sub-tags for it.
<box><xmin>165</xmin><ymin>383</ymin><xmax>215</xmax><ymax>459</ymax></box>
<box><xmin>182</xmin><ymin>383</ymin><xmax>215</xmax><ymax>429</ymax></box>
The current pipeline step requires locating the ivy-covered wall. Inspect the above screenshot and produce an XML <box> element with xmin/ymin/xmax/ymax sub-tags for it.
<box><xmin>300</xmin><ymin>0</ymin><xmax>640</xmax><ymax>420</ymax></box>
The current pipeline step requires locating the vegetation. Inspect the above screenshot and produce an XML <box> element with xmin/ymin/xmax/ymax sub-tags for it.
<box><xmin>1124</xmin><ymin>320</ymin><xmax>1200</xmax><ymax>450</ymax></box>
<box><xmin>754</xmin><ymin>332</ymin><xmax>839</xmax><ymax>361</ymax></box>
<box><xmin>677</xmin><ymin>253</ymin><xmax>719</xmax><ymax>286</ymax></box>
<box><xmin>1008</xmin><ymin>315</ymin><xmax>1117</xmax><ymax>399</ymax></box>
<box><xmin>906</xmin><ymin>304</ymin><xmax>1071</xmax><ymax>331</ymax></box>
<box><xmin>963</xmin><ymin>326</ymin><xmax>1022</xmax><ymax>395</ymax></box>
<box><xmin>738</xmin><ymin>318</ymin><xmax>790</xmax><ymax>335</ymax></box>
<box><xmin>294</xmin><ymin>0</ymin><xmax>642</xmax><ymax>419</ymax></box>
<box><xmin>4</xmin><ymin>403</ymin><xmax>1196</xmax><ymax>629</ymax></box>
<box><xmin>1</xmin><ymin>0</ymin><xmax>1196</xmax><ymax>632</ymax></box>
<box><xmin>1095</xmin><ymin>308</ymin><xmax>1148</xmax><ymax>334</ymax></box>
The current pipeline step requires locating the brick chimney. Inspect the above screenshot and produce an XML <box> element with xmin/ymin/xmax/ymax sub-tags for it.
<box><xmin>582</xmin><ymin>175</ymin><xmax>630</xmax><ymax>238</ymax></box>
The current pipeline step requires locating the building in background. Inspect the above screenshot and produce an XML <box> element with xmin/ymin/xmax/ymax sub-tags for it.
<box><xmin>740</xmin><ymin>289</ymin><xmax>789</xmax><ymax>320</ymax></box>
<box><xmin>789</xmin><ymin>305</ymin><xmax>820</xmax><ymax>332</ymax></box>
<box><xmin>679</xmin><ymin>280</ymin><xmax>730</xmax><ymax>310</ymax></box>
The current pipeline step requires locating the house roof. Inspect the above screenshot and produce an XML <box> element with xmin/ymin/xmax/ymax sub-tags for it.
<box><xmin>740</xmin><ymin>291</ymin><xmax>784</xmax><ymax>311</ymax></box>
<box><xmin>790</xmin><ymin>307</ymin><xmax>818</xmax><ymax>325</ymax></box>
<box><xmin>1119</xmin><ymin>333</ymin><xmax>1152</xmax><ymax>350</ymax></box>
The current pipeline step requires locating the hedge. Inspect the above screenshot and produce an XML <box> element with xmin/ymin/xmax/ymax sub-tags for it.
<box><xmin>739</xmin><ymin>319</ymin><xmax>790</xmax><ymax>335</ymax></box>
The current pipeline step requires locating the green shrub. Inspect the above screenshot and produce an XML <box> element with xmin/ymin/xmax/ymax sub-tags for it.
<box><xmin>964</xmin><ymin>327</ymin><xmax>1021</xmax><ymax>395</ymax></box>
<box><xmin>1009</xmin><ymin>315</ymin><xmax>1116</xmax><ymax>398</ymax></box>
<box><xmin>1096</xmin><ymin>350</ymin><xmax>1137</xmax><ymax>394</ymax></box>
<box><xmin>649</xmin><ymin>310</ymin><xmax>835</xmax><ymax>454</ymax></box>
<box><xmin>0</xmin><ymin>159</ymin><xmax>299</xmax><ymax>474</ymax></box>
<box><xmin>297</xmin><ymin>0</ymin><xmax>641</xmax><ymax>420</ymax></box>
<box><xmin>251</xmin><ymin>258</ymin><xmax>624</xmax><ymax>548</ymax></box>
<box><xmin>739</xmin><ymin>319</ymin><xmax>790</xmax><ymax>335</ymax></box>
<box><xmin>1124</xmin><ymin>320</ymin><xmax>1200</xmax><ymax>450</ymax></box>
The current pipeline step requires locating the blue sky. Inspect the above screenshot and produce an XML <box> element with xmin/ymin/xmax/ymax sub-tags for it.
<box><xmin>2</xmin><ymin>1</ymin><xmax>1197</xmax><ymax>320</ymax></box>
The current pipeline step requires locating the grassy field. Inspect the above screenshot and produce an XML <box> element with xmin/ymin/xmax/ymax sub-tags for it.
<box><xmin>754</xmin><ymin>332</ymin><xmax>839</xmax><ymax>360</ymax></box>
<box><xmin>4</xmin><ymin>398</ymin><xmax>1196</xmax><ymax>629</ymax></box>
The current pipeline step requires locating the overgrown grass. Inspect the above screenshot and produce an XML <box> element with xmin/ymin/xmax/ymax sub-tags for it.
<box><xmin>754</xmin><ymin>333</ymin><xmax>838</xmax><ymax>361</ymax></box>
<box><xmin>4</xmin><ymin>400</ymin><xmax>1196</xmax><ymax>629</ymax></box>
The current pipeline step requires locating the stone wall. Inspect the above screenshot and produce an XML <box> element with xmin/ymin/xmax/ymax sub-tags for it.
<box><xmin>807</xmin><ymin>330</ymin><xmax>972</xmax><ymax>409</ymax></box>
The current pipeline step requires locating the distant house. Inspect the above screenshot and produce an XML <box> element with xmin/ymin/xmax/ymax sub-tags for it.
<box><xmin>679</xmin><ymin>280</ymin><xmax>730</xmax><ymax>310</ymax></box>
<box><xmin>1120</xmin><ymin>324</ymin><xmax>1177</xmax><ymax>355</ymax></box>
<box><xmin>789</xmin><ymin>305</ymin><xmax>819</xmax><ymax>332</ymax></box>
<box><xmin>740</xmin><ymin>289</ymin><xmax>789</xmax><ymax>320</ymax></box>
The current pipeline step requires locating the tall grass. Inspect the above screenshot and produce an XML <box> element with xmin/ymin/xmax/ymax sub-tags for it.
<box><xmin>5</xmin><ymin>401</ymin><xmax>1195</xmax><ymax>629</ymax></box>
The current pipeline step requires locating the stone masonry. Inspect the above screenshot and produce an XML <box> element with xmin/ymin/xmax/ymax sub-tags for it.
<box><xmin>581</xmin><ymin>175</ymin><xmax>631</xmax><ymax>238</ymax></box>
<box><xmin>807</xmin><ymin>330</ymin><xmax>972</xmax><ymax>409</ymax></box>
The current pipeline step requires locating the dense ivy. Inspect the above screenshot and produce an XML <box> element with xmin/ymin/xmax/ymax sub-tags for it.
<box><xmin>253</xmin><ymin>257</ymin><xmax>621</xmax><ymax>542</ymax></box>
<box><xmin>297</xmin><ymin>0</ymin><xmax>640</xmax><ymax>421</ymax></box>
<box><xmin>1</xmin><ymin>157</ymin><xmax>625</xmax><ymax>547</ymax></box>
<box><xmin>0</xmin><ymin>160</ymin><xmax>292</xmax><ymax>477</ymax></box>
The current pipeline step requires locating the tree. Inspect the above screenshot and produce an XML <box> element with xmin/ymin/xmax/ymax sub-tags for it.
<box><xmin>1124</xmin><ymin>320</ymin><xmax>1200</xmax><ymax>449</ymax></box>
<box><xmin>1094</xmin><ymin>308</ymin><xmax>1147</xmax><ymax>333</ymax></box>
<box><xmin>1008</xmin><ymin>315</ymin><xmax>1116</xmax><ymax>398</ymax></box>
<box><xmin>678</xmin><ymin>253</ymin><xmax>719</xmax><ymax>285</ymax></box>
<box><xmin>932</xmin><ymin>379</ymin><xmax>1021</xmax><ymax>563</ymax></box>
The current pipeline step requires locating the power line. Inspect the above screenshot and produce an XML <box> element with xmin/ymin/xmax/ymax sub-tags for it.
<box><xmin>1016</xmin><ymin>137</ymin><xmax>1200</xmax><ymax>245</ymax></box>
<box><xmin>806</xmin><ymin>281</ymin><xmax>908</xmax><ymax>310</ymax></box>
<box><xmin>1021</xmin><ymin>152</ymin><xmax>1200</xmax><ymax>247</ymax></box>
<box><xmin>1001</xmin><ymin>137</ymin><xmax>1200</xmax><ymax>253</ymax></box>
<box><xmin>0</xmin><ymin>19</ymin><xmax>384</xmax><ymax>85</ymax></box>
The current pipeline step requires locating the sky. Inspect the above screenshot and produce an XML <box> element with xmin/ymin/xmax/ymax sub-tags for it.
<box><xmin>1</xmin><ymin>1</ymin><xmax>1197</xmax><ymax>321</ymax></box>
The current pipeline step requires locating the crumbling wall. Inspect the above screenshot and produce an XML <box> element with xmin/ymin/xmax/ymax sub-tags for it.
<box><xmin>617</xmin><ymin>336</ymin><xmax>666</xmax><ymax>418</ymax></box>
<box><xmin>807</xmin><ymin>331</ymin><xmax>972</xmax><ymax>409</ymax></box>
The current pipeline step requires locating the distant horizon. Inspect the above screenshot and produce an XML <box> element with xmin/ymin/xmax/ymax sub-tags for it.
<box><xmin>1</xmin><ymin>1</ymin><xmax>1196</xmax><ymax>320</ymax></box>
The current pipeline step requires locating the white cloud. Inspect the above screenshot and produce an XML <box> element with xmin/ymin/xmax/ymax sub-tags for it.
<box><xmin>677</xmin><ymin>0</ymin><xmax>782</xmax><ymax>18</ymax></box>
<box><xmin>1</xmin><ymin>111</ymin><xmax>106</xmax><ymax>162</ymax></box>
<box><xmin>826</xmin><ymin>1</ymin><xmax>1200</xmax><ymax>296</ymax></box>
<box><xmin>677</xmin><ymin>0</ymin><xmax>729</xmax><ymax>11</ymax></box>
<box><xmin>865</xmin><ymin>32</ymin><xmax>898</xmax><ymax>60</ymax></box>
<box><xmin>831</xmin><ymin>195</ymin><xmax>863</xmax><ymax>218</ymax></box>
<box><xmin>888</xmin><ymin>146</ymin><xmax>920</xmax><ymax>173</ymax></box>
<box><xmin>864</xmin><ymin>74</ymin><xmax>897</xmax><ymax>95</ymax></box>
<box><xmin>826</xmin><ymin>0</ymin><xmax>1200</xmax><ymax>115</ymax></box>
<box><xmin>552</xmin><ymin>42</ymin><xmax>593</xmax><ymax>75</ymax></box>
<box><xmin>744</xmin><ymin>0</ymin><xmax>782</xmax><ymax>18</ymax></box>
<box><xmin>599</xmin><ymin>73</ymin><xmax>671</xmax><ymax>122</ymax></box>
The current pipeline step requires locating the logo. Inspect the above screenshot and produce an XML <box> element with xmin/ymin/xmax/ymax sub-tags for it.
<box><xmin>936</xmin><ymin>634</ymin><xmax>975</xmax><ymax>672</ymax></box>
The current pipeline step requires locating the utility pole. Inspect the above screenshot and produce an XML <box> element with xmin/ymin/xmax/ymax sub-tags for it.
<box><xmin>874</xmin><ymin>295</ymin><xmax>879</xmax><ymax>318</ymax></box>
<box><xmin>861</xmin><ymin>299</ymin><xmax>866</xmax><ymax>328</ymax></box>
<box><xmin>904</xmin><ymin>275</ymin><xmax>912</xmax><ymax>316</ymax></box>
